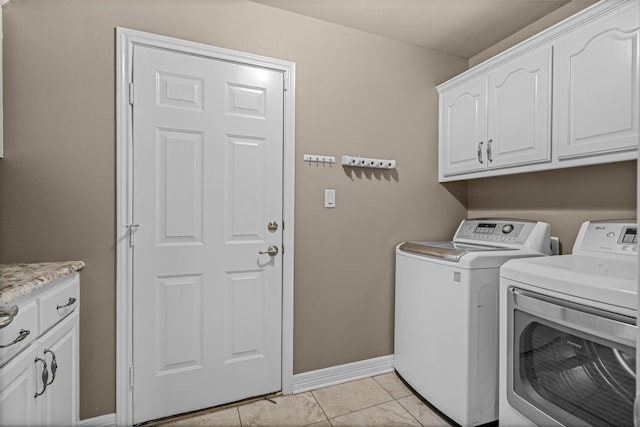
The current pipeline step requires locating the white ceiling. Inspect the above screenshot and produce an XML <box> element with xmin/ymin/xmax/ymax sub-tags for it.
<box><xmin>249</xmin><ymin>0</ymin><xmax>595</xmax><ymax>59</ymax></box>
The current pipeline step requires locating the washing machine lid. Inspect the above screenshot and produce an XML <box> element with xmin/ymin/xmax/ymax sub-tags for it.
<box><xmin>501</xmin><ymin>255</ymin><xmax>638</xmax><ymax>311</ymax></box>
<box><xmin>399</xmin><ymin>241</ymin><xmax>512</xmax><ymax>262</ymax></box>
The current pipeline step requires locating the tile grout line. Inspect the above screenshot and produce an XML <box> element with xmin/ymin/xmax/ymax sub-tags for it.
<box><xmin>312</xmin><ymin>377</ymin><xmax>397</xmax><ymax>423</ymax></box>
<box><xmin>236</xmin><ymin>407</ymin><xmax>243</xmax><ymax>427</ymax></box>
<box><xmin>309</xmin><ymin>390</ymin><xmax>333</xmax><ymax>427</ymax></box>
<box><xmin>373</xmin><ymin>373</ymin><xmax>425</xmax><ymax>426</ymax></box>
<box><xmin>395</xmin><ymin>395</ymin><xmax>426</xmax><ymax>427</ymax></box>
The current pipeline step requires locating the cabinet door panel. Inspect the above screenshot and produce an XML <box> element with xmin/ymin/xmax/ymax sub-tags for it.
<box><xmin>488</xmin><ymin>47</ymin><xmax>552</xmax><ymax>168</ymax></box>
<box><xmin>0</xmin><ymin>344</ymin><xmax>40</xmax><ymax>427</ymax></box>
<box><xmin>39</xmin><ymin>311</ymin><xmax>79</xmax><ymax>427</ymax></box>
<box><xmin>555</xmin><ymin>8</ymin><xmax>639</xmax><ymax>159</ymax></box>
<box><xmin>440</xmin><ymin>77</ymin><xmax>487</xmax><ymax>176</ymax></box>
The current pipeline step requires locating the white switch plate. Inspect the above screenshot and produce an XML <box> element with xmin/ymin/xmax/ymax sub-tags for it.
<box><xmin>324</xmin><ymin>189</ymin><xmax>336</xmax><ymax>208</ymax></box>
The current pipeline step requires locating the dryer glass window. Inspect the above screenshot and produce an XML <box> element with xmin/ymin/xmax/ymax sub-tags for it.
<box><xmin>513</xmin><ymin>316</ymin><xmax>635</xmax><ymax>426</ymax></box>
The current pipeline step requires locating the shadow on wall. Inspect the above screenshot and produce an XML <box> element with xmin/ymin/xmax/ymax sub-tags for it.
<box><xmin>342</xmin><ymin>166</ymin><xmax>399</xmax><ymax>182</ymax></box>
<box><xmin>338</xmin><ymin>166</ymin><xmax>469</xmax><ymax>209</ymax></box>
<box><xmin>440</xmin><ymin>180</ymin><xmax>468</xmax><ymax>208</ymax></box>
<box><xmin>467</xmin><ymin>161</ymin><xmax>637</xmax><ymax>211</ymax></box>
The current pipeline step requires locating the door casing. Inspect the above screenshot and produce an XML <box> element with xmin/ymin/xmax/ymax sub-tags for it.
<box><xmin>115</xmin><ymin>27</ymin><xmax>296</xmax><ymax>426</ymax></box>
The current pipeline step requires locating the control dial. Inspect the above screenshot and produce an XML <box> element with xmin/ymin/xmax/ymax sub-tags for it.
<box><xmin>502</xmin><ymin>224</ymin><xmax>514</xmax><ymax>234</ymax></box>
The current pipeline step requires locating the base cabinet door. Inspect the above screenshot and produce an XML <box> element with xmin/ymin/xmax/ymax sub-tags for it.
<box><xmin>554</xmin><ymin>5</ymin><xmax>639</xmax><ymax>160</ymax></box>
<box><xmin>440</xmin><ymin>76</ymin><xmax>487</xmax><ymax>177</ymax></box>
<box><xmin>39</xmin><ymin>312</ymin><xmax>79</xmax><ymax>427</ymax></box>
<box><xmin>0</xmin><ymin>311</ymin><xmax>79</xmax><ymax>427</ymax></box>
<box><xmin>0</xmin><ymin>345</ymin><xmax>41</xmax><ymax>427</ymax></box>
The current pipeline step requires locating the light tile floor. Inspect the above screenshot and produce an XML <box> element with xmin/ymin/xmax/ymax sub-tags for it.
<box><xmin>150</xmin><ymin>373</ymin><xmax>454</xmax><ymax>427</ymax></box>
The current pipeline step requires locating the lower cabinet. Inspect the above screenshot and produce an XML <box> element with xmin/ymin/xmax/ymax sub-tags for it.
<box><xmin>0</xmin><ymin>311</ymin><xmax>79</xmax><ymax>427</ymax></box>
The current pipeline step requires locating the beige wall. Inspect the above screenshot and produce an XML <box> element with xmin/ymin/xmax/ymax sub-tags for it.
<box><xmin>469</xmin><ymin>0</ymin><xmax>596</xmax><ymax>67</ymax></box>
<box><xmin>467</xmin><ymin>161</ymin><xmax>637</xmax><ymax>254</ymax></box>
<box><xmin>0</xmin><ymin>0</ymin><xmax>468</xmax><ymax>419</ymax></box>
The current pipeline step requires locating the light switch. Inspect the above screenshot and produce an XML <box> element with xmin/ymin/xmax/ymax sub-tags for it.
<box><xmin>324</xmin><ymin>189</ymin><xmax>336</xmax><ymax>208</ymax></box>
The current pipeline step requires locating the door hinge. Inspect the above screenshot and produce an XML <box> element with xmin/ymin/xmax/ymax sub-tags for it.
<box><xmin>283</xmin><ymin>72</ymin><xmax>288</xmax><ymax>91</ymax></box>
<box><xmin>126</xmin><ymin>224</ymin><xmax>140</xmax><ymax>247</ymax></box>
<box><xmin>128</xmin><ymin>82</ymin><xmax>135</xmax><ymax>105</ymax></box>
<box><xmin>129</xmin><ymin>365</ymin><xmax>135</xmax><ymax>390</ymax></box>
<box><xmin>282</xmin><ymin>220</ymin><xmax>285</xmax><ymax>230</ymax></box>
<box><xmin>282</xmin><ymin>245</ymin><xmax>285</xmax><ymax>255</ymax></box>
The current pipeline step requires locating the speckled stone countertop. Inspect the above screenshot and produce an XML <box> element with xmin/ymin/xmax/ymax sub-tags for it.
<box><xmin>0</xmin><ymin>261</ymin><xmax>85</xmax><ymax>306</ymax></box>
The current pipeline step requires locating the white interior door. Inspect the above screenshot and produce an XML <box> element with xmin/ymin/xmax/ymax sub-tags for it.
<box><xmin>131</xmin><ymin>44</ymin><xmax>284</xmax><ymax>424</ymax></box>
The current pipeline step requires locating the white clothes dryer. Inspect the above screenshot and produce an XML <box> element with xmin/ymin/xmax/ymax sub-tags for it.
<box><xmin>499</xmin><ymin>220</ymin><xmax>638</xmax><ymax>427</ymax></box>
<box><xmin>394</xmin><ymin>218</ymin><xmax>551</xmax><ymax>427</ymax></box>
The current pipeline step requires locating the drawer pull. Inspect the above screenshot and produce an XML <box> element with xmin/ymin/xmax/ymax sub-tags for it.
<box><xmin>34</xmin><ymin>357</ymin><xmax>49</xmax><ymax>398</ymax></box>
<box><xmin>0</xmin><ymin>305</ymin><xmax>19</xmax><ymax>329</ymax></box>
<box><xmin>44</xmin><ymin>349</ymin><xmax>58</xmax><ymax>386</ymax></box>
<box><xmin>0</xmin><ymin>329</ymin><xmax>31</xmax><ymax>349</ymax></box>
<box><xmin>56</xmin><ymin>297</ymin><xmax>77</xmax><ymax>311</ymax></box>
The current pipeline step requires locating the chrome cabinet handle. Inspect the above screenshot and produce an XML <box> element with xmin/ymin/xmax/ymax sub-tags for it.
<box><xmin>34</xmin><ymin>357</ymin><xmax>49</xmax><ymax>398</ymax></box>
<box><xmin>0</xmin><ymin>305</ymin><xmax>19</xmax><ymax>329</ymax></box>
<box><xmin>56</xmin><ymin>297</ymin><xmax>77</xmax><ymax>311</ymax></box>
<box><xmin>44</xmin><ymin>349</ymin><xmax>57</xmax><ymax>386</ymax></box>
<box><xmin>259</xmin><ymin>246</ymin><xmax>279</xmax><ymax>256</ymax></box>
<box><xmin>477</xmin><ymin>141</ymin><xmax>484</xmax><ymax>164</ymax></box>
<box><xmin>487</xmin><ymin>139</ymin><xmax>493</xmax><ymax>162</ymax></box>
<box><xmin>0</xmin><ymin>329</ymin><xmax>31</xmax><ymax>349</ymax></box>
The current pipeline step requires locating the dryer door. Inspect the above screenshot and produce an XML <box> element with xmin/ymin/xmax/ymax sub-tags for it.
<box><xmin>507</xmin><ymin>288</ymin><xmax>636</xmax><ymax>426</ymax></box>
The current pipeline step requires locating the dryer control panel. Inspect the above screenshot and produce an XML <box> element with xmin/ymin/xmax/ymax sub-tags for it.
<box><xmin>575</xmin><ymin>221</ymin><xmax>638</xmax><ymax>257</ymax></box>
<box><xmin>454</xmin><ymin>219</ymin><xmax>550</xmax><ymax>254</ymax></box>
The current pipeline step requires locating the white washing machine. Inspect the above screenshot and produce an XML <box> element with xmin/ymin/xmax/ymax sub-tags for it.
<box><xmin>499</xmin><ymin>220</ymin><xmax>638</xmax><ymax>427</ymax></box>
<box><xmin>394</xmin><ymin>218</ymin><xmax>551</xmax><ymax>427</ymax></box>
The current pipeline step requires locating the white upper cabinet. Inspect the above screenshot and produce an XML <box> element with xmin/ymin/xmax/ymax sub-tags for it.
<box><xmin>439</xmin><ymin>46</ymin><xmax>551</xmax><ymax>178</ymax></box>
<box><xmin>438</xmin><ymin>0</ymin><xmax>638</xmax><ymax>182</ymax></box>
<box><xmin>487</xmin><ymin>47</ymin><xmax>551</xmax><ymax>169</ymax></box>
<box><xmin>554</xmin><ymin>6</ymin><xmax>639</xmax><ymax>160</ymax></box>
<box><xmin>441</xmin><ymin>76</ymin><xmax>487</xmax><ymax>175</ymax></box>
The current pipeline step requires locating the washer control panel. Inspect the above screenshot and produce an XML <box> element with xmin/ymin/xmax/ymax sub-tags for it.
<box><xmin>455</xmin><ymin>219</ymin><xmax>536</xmax><ymax>246</ymax></box>
<box><xmin>576</xmin><ymin>221</ymin><xmax>638</xmax><ymax>256</ymax></box>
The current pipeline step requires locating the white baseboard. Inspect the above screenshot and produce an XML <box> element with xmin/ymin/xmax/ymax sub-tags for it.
<box><xmin>292</xmin><ymin>354</ymin><xmax>394</xmax><ymax>394</ymax></box>
<box><xmin>78</xmin><ymin>413</ymin><xmax>116</xmax><ymax>427</ymax></box>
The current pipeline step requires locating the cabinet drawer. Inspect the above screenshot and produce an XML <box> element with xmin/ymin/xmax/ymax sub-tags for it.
<box><xmin>38</xmin><ymin>274</ymin><xmax>79</xmax><ymax>335</ymax></box>
<box><xmin>0</xmin><ymin>300</ymin><xmax>37</xmax><ymax>367</ymax></box>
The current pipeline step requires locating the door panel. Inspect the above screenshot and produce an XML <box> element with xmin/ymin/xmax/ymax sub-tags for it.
<box><xmin>157</xmin><ymin>129</ymin><xmax>204</xmax><ymax>245</ymax></box>
<box><xmin>488</xmin><ymin>46</ymin><xmax>552</xmax><ymax>168</ymax></box>
<box><xmin>554</xmin><ymin>9</ymin><xmax>639</xmax><ymax>159</ymax></box>
<box><xmin>155</xmin><ymin>274</ymin><xmax>204</xmax><ymax>375</ymax></box>
<box><xmin>0</xmin><ymin>345</ymin><xmax>40</xmax><ymax>427</ymax></box>
<box><xmin>40</xmin><ymin>312</ymin><xmax>79</xmax><ymax>427</ymax></box>
<box><xmin>440</xmin><ymin>76</ymin><xmax>487</xmax><ymax>176</ymax></box>
<box><xmin>132</xmin><ymin>45</ymin><xmax>284</xmax><ymax>424</ymax></box>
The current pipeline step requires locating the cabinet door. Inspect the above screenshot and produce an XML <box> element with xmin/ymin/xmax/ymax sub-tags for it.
<box><xmin>0</xmin><ymin>344</ymin><xmax>41</xmax><ymax>427</ymax></box>
<box><xmin>554</xmin><ymin>6</ymin><xmax>639</xmax><ymax>160</ymax></box>
<box><xmin>39</xmin><ymin>311</ymin><xmax>79</xmax><ymax>427</ymax></box>
<box><xmin>440</xmin><ymin>76</ymin><xmax>487</xmax><ymax>176</ymax></box>
<box><xmin>487</xmin><ymin>47</ymin><xmax>552</xmax><ymax>169</ymax></box>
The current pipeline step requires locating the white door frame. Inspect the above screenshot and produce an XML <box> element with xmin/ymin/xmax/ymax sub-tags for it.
<box><xmin>115</xmin><ymin>27</ymin><xmax>295</xmax><ymax>426</ymax></box>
